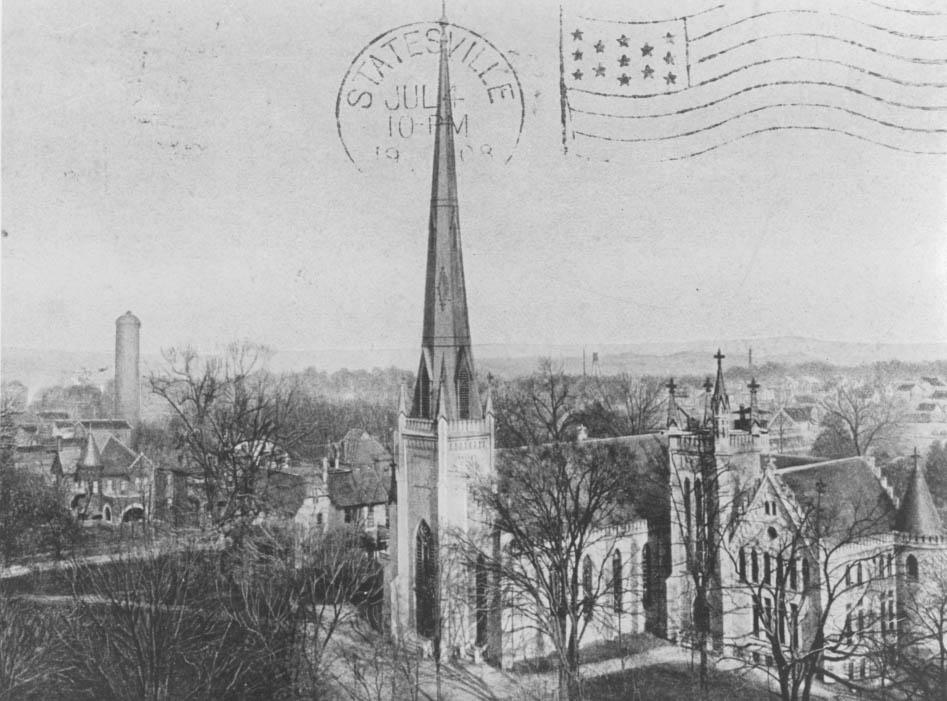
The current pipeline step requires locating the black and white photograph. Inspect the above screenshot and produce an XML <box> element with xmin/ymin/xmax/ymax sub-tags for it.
<box><xmin>2</xmin><ymin>1</ymin><xmax>947</xmax><ymax>699</ymax></box>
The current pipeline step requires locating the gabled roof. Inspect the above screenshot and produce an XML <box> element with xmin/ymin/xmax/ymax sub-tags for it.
<box><xmin>100</xmin><ymin>436</ymin><xmax>142</xmax><ymax>477</ymax></box>
<box><xmin>326</xmin><ymin>465</ymin><xmax>390</xmax><ymax>508</ymax></box>
<box><xmin>78</xmin><ymin>432</ymin><xmax>103</xmax><ymax>469</ymax></box>
<box><xmin>895</xmin><ymin>464</ymin><xmax>944</xmax><ymax>536</ymax></box>
<box><xmin>783</xmin><ymin>406</ymin><xmax>815</xmax><ymax>423</ymax></box>
<box><xmin>337</xmin><ymin>429</ymin><xmax>392</xmax><ymax>469</ymax></box>
<box><xmin>779</xmin><ymin>457</ymin><xmax>896</xmax><ymax>537</ymax></box>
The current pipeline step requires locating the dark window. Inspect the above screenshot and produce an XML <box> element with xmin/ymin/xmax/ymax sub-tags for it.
<box><xmin>751</xmin><ymin>549</ymin><xmax>759</xmax><ymax>583</ymax></box>
<box><xmin>642</xmin><ymin>544</ymin><xmax>652</xmax><ymax>606</ymax></box>
<box><xmin>457</xmin><ymin>361</ymin><xmax>471</xmax><ymax>420</ymax></box>
<box><xmin>683</xmin><ymin>478</ymin><xmax>691</xmax><ymax>535</ymax></box>
<box><xmin>613</xmin><ymin>551</ymin><xmax>623</xmax><ymax>613</ymax></box>
<box><xmin>776</xmin><ymin>556</ymin><xmax>784</xmax><ymax>586</ymax></box>
<box><xmin>856</xmin><ymin>562</ymin><xmax>863</xmax><ymax>585</ymax></box>
<box><xmin>415</xmin><ymin>520</ymin><xmax>436</xmax><ymax>638</ymax></box>
<box><xmin>907</xmin><ymin>555</ymin><xmax>919</xmax><ymax>581</ymax></box>
<box><xmin>583</xmin><ymin>555</ymin><xmax>594</xmax><ymax>621</ymax></box>
<box><xmin>475</xmin><ymin>554</ymin><xmax>488</xmax><ymax>647</ymax></box>
<box><xmin>764</xmin><ymin>553</ymin><xmax>772</xmax><ymax>585</ymax></box>
<box><xmin>802</xmin><ymin>558</ymin><xmax>810</xmax><ymax>589</ymax></box>
<box><xmin>739</xmin><ymin>548</ymin><xmax>747</xmax><ymax>581</ymax></box>
<box><xmin>416</xmin><ymin>363</ymin><xmax>431</xmax><ymax>418</ymax></box>
<box><xmin>790</xmin><ymin>603</ymin><xmax>799</xmax><ymax>648</ymax></box>
<box><xmin>753</xmin><ymin>602</ymin><xmax>760</xmax><ymax>636</ymax></box>
<box><xmin>695</xmin><ymin>479</ymin><xmax>703</xmax><ymax>536</ymax></box>
<box><xmin>789</xmin><ymin>557</ymin><xmax>797</xmax><ymax>590</ymax></box>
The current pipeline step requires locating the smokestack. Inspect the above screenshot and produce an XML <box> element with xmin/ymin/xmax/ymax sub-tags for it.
<box><xmin>115</xmin><ymin>311</ymin><xmax>141</xmax><ymax>448</ymax></box>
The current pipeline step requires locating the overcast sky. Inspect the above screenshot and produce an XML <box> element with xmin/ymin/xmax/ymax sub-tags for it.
<box><xmin>3</xmin><ymin>0</ymin><xmax>946</xmax><ymax>360</ymax></box>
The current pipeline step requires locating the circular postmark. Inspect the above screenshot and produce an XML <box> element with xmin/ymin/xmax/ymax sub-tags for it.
<box><xmin>336</xmin><ymin>21</ymin><xmax>524</xmax><ymax>171</ymax></box>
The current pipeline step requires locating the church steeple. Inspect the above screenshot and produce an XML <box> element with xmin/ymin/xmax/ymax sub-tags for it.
<box><xmin>411</xmin><ymin>14</ymin><xmax>480</xmax><ymax>421</ymax></box>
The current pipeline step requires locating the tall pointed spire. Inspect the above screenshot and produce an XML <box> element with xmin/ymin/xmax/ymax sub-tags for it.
<box><xmin>666</xmin><ymin>377</ymin><xmax>679</xmax><ymax>428</ymax></box>
<box><xmin>896</xmin><ymin>447</ymin><xmax>944</xmax><ymax>536</ymax></box>
<box><xmin>411</xmin><ymin>12</ymin><xmax>481</xmax><ymax>422</ymax></box>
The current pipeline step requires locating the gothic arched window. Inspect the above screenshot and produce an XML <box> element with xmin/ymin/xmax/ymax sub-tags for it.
<box><xmin>475</xmin><ymin>553</ymin><xmax>488</xmax><ymax>647</ymax></box>
<box><xmin>415</xmin><ymin>520</ymin><xmax>436</xmax><ymax>638</ymax></box>
<box><xmin>683</xmin><ymin>478</ymin><xmax>691</xmax><ymax>535</ymax></box>
<box><xmin>582</xmin><ymin>555</ymin><xmax>594</xmax><ymax>621</ymax></box>
<box><xmin>642</xmin><ymin>543</ymin><xmax>652</xmax><ymax>606</ymax></box>
<box><xmin>457</xmin><ymin>360</ymin><xmax>471</xmax><ymax>420</ymax></box>
<box><xmin>612</xmin><ymin>551</ymin><xmax>623</xmax><ymax>613</ymax></box>
<box><xmin>907</xmin><ymin>554</ymin><xmax>919</xmax><ymax>581</ymax></box>
<box><xmin>416</xmin><ymin>363</ymin><xmax>431</xmax><ymax>418</ymax></box>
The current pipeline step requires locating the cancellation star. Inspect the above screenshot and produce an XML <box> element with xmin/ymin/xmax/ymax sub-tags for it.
<box><xmin>594</xmin><ymin>39</ymin><xmax>605</xmax><ymax>53</ymax></box>
<box><xmin>618</xmin><ymin>73</ymin><xmax>631</xmax><ymax>86</ymax></box>
<box><xmin>572</xmin><ymin>68</ymin><xmax>583</xmax><ymax>80</ymax></box>
<box><xmin>663</xmin><ymin>51</ymin><xmax>675</xmax><ymax>65</ymax></box>
<box><xmin>618</xmin><ymin>54</ymin><xmax>630</xmax><ymax>67</ymax></box>
<box><xmin>641</xmin><ymin>43</ymin><xmax>653</xmax><ymax>57</ymax></box>
<box><xmin>665</xmin><ymin>71</ymin><xmax>677</xmax><ymax>85</ymax></box>
<box><xmin>572</xmin><ymin>28</ymin><xmax>583</xmax><ymax>41</ymax></box>
<box><xmin>642</xmin><ymin>64</ymin><xmax>654</xmax><ymax>79</ymax></box>
<box><xmin>594</xmin><ymin>63</ymin><xmax>606</xmax><ymax>77</ymax></box>
<box><xmin>664</xmin><ymin>31</ymin><xmax>675</xmax><ymax>44</ymax></box>
<box><xmin>573</xmin><ymin>49</ymin><xmax>583</xmax><ymax>61</ymax></box>
<box><xmin>617</xmin><ymin>34</ymin><xmax>629</xmax><ymax>47</ymax></box>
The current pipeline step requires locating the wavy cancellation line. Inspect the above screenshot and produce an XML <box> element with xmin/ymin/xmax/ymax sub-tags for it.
<box><xmin>568</xmin><ymin>79</ymin><xmax>947</xmax><ymax>121</ymax></box>
<box><xmin>698</xmin><ymin>33</ymin><xmax>947</xmax><ymax>66</ymax></box>
<box><xmin>697</xmin><ymin>57</ymin><xmax>947</xmax><ymax>94</ymax></box>
<box><xmin>863</xmin><ymin>0</ymin><xmax>947</xmax><ymax>16</ymax></box>
<box><xmin>573</xmin><ymin>124</ymin><xmax>947</xmax><ymax>160</ymax></box>
<box><xmin>691</xmin><ymin>9</ymin><xmax>947</xmax><ymax>42</ymax></box>
<box><xmin>571</xmin><ymin>102</ymin><xmax>947</xmax><ymax>144</ymax></box>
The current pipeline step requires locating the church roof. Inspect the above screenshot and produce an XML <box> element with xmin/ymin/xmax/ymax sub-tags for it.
<box><xmin>895</xmin><ymin>462</ymin><xmax>944</xmax><ymax>536</ymax></box>
<box><xmin>779</xmin><ymin>457</ymin><xmax>896</xmax><ymax>537</ymax></box>
<box><xmin>337</xmin><ymin>429</ymin><xmax>392</xmax><ymax>469</ymax></box>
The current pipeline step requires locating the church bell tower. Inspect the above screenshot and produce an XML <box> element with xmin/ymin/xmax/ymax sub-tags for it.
<box><xmin>389</xmin><ymin>12</ymin><xmax>497</xmax><ymax>661</ymax></box>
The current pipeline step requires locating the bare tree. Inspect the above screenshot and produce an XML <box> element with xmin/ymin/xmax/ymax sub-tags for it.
<box><xmin>725</xmin><ymin>478</ymin><xmax>896</xmax><ymax>701</ymax></box>
<box><xmin>817</xmin><ymin>384</ymin><xmax>905</xmax><ymax>458</ymax></box>
<box><xmin>870</xmin><ymin>566</ymin><xmax>947</xmax><ymax>701</ymax></box>
<box><xmin>491</xmin><ymin>360</ymin><xmax>580</xmax><ymax>449</ymax></box>
<box><xmin>580</xmin><ymin>373</ymin><xmax>666</xmax><ymax>438</ymax></box>
<box><xmin>469</xmin><ymin>440</ymin><xmax>638</xmax><ymax>701</ymax></box>
<box><xmin>0</xmin><ymin>596</ymin><xmax>64</xmax><ymax>700</ymax></box>
<box><xmin>149</xmin><ymin>342</ymin><xmax>315</xmax><ymax>543</ymax></box>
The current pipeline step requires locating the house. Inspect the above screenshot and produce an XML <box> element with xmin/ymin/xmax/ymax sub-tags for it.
<box><xmin>768</xmin><ymin>406</ymin><xmax>820</xmax><ymax>454</ymax></box>
<box><xmin>294</xmin><ymin>429</ymin><xmax>392</xmax><ymax>551</ymax></box>
<box><xmin>59</xmin><ymin>432</ymin><xmax>153</xmax><ymax>525</ymax></box>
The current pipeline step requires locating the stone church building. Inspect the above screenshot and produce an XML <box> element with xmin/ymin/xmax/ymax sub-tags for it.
<box><xmin>381</xmin><ymin>13</ymin><xmax>947</xmax><ymax>679</ymax></box>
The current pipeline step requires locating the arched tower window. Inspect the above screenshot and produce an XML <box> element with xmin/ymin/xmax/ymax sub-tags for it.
<box><xmin>642</xmin><ymin>543</ymin><xmax>652</xmax><ymax>606</ymax></box>
<box><xmin>907</xmin><ymin>554</ymin><xmax>919</xmax><ymax>581</ymax></box>
<box><xmin>582</xmin><ymin>555</ymin><xmax>594</xmax><ymax>621</ymax></box>
<box><xmin>612</xmin><ymin>551</ymin><xmax>623</xmax><ymax>613</ymax></box>
<box><xmin>475</xmin><ymin>554</ymin><xmax>488</xmax><ymax>647</ymax></box>
<box><xmin>457</xmin><ymin>359</ymin><xmax>471</xmax><ymax>420</ymax></box>
<box><xmin>415</xmin><ymin>520</ymin><xmax>436</xmax><ymax>638</ymax></box>
<box><xmin>683</xmin><ymin>478</ymin><xmax>692</xmax><ymax>536</ymax></box>
<box><xmin>416</xmin><ymin>363</ymin><xmax>431</xmax><ymax>418</ymax></box>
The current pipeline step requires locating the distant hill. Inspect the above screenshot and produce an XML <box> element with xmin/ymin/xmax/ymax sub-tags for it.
<box><xmin>4</xmin><ymin>337</ymin><xmax>947</xmax><ymax>394</ymax></box>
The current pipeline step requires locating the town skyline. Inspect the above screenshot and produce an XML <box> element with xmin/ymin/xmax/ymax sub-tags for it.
<box><xmin>3</xmin><ymin>0</ymin><xmax>946</xmax><ymax>359</ymax></box>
